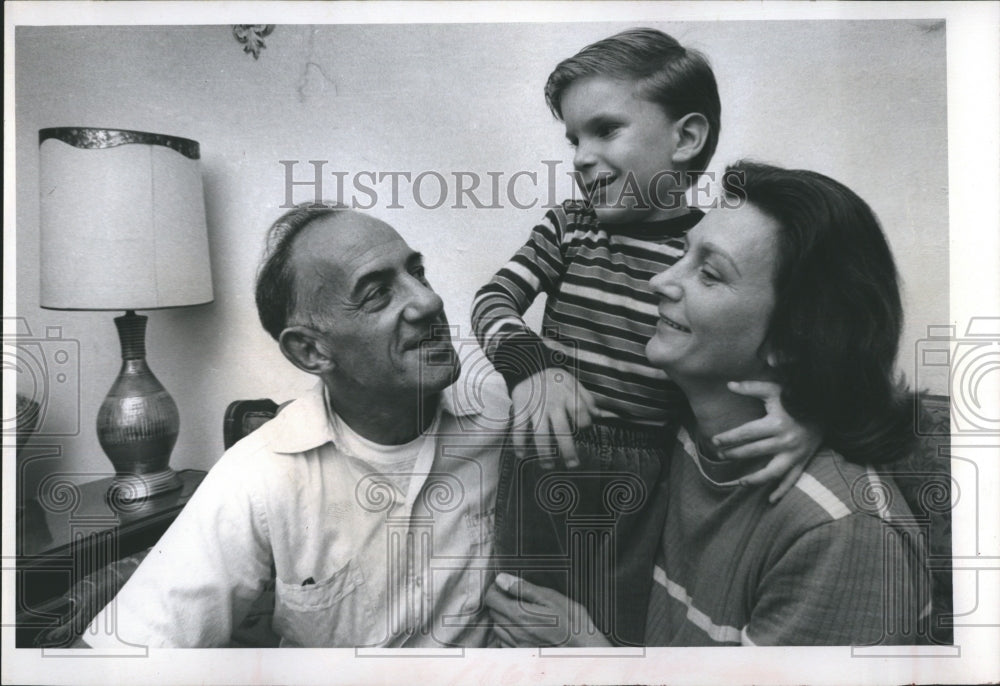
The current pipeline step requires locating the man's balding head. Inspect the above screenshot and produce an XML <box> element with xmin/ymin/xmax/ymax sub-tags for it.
<box><xmin>255</xmin><ymin>203</ymin><xmax>350</xmax><ymax>340</ymax></box>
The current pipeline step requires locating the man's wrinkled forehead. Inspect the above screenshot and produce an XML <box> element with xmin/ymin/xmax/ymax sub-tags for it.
<box><xmin>291</xmin><ymin>210</ymin><xmax>414</xmax><ymax>290</ymax></box>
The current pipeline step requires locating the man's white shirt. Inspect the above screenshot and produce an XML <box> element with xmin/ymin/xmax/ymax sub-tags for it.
<box><xmin>83</xmin><ymin>373</ymin><xmax>509</xmax><ymax>648</ymax></box>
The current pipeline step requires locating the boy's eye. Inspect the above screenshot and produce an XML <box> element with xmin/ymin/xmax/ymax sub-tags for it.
<box><xmin>597</xmin><ymin>124</ymin><xmax>620</xmax><ymax>138</ymax></box>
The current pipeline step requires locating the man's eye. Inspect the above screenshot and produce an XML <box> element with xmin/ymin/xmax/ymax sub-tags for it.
<box><xmin>566</xmin><ymin>137</ymin><xmax>578</xmax><ymax>148</ymax></box>
<box><xmin>411</xmin><ymin>265</ymin><xmax>427</xmax><ymax>282</ymax></box>
<box><xmin>364</xmin><ymin>286</ymin><xmax>391</xmax><ymax>305</ymax></box>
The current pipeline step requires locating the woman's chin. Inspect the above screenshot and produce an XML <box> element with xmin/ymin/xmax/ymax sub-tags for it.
<box><xmin>645</xmin><ymin>340</ymin><xmax>679</xmax><ymax>371</ymax></box>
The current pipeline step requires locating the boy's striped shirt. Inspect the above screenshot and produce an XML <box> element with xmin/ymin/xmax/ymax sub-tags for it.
<box><xmin>472</xmin><ymin>200</ymin><xmax>701</xmax><ymax>425</ymax></box>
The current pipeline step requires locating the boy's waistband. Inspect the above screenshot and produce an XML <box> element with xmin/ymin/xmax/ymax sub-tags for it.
<box><xmin>576</xmin><ymin>419</ymin><xmax>676</xmax><ymax>450</ymax></box>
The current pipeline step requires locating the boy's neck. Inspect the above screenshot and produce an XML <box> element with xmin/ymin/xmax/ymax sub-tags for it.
<box><xmin>643</xmin><ymin>202</ymin><xmax>691</xmax><ymax>223</ymax></box>
<box><xmin>627</xmin><ymin>191</ymin><xmax>692</xmax><ymax>224</ymax></box>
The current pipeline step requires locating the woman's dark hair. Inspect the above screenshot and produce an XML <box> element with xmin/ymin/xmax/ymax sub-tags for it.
<box><xmin>544</xmin><ymin>28</ymin><xmax>721</xmax><ymax>180</ymax></box>
<box><xmin>724</xmin><ymin>161</ymin><xmax>915</xmax><ymax>465</ymax></box>
<box><xmin>255</xmin><ymin>202</ymin><xmax>346</xmax><ymax>341</ymax></box>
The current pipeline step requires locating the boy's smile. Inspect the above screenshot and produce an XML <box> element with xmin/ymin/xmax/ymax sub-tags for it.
<box><xmin>560</xmin><ymin>75</ymin><xmax>689</xmax><ymax>224</ymax></box>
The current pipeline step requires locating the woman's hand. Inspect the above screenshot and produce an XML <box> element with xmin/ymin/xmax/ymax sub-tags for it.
<box><xmin>485</xmin><ymin>573</ymin><xmax>612</xmax><ymax>648</ymax></box>
<box><xmin>712</xmin><ymin>380</ymin><xmax>823</xmax><ymax>502</ymax></box>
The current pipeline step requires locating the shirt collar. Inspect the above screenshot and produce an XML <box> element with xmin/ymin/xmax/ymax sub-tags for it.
<box><xmin>269</xmin><ymin>376</ymin><xmax>480</xmax><ymax>455</ymax></box>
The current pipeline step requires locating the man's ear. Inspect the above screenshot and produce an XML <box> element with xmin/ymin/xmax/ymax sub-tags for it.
<box><xmin>279</xmin><ymin>325</ymin><xmax>336</xmax><ymax>375</ymax></box>
<box><xmin>671</xmin><ymin>112</ymin><xmax>710</xmax><ymax>167</ymax></box>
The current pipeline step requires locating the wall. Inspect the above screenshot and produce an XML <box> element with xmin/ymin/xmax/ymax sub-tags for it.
<box><xmin>14</xmin><ymin>21</ymin><xmax>948</xmax><ymax>486</ymax></box>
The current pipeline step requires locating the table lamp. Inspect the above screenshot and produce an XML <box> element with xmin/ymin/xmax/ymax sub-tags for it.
<box><xmin>38</xmin><ymin>127</ymin><xmax>214</xmax><ymax>500</ymax></box>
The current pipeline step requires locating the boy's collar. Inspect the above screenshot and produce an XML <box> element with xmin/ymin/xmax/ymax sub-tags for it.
<box><xmin>603</xmin><ymin>208</ymin><xmax>704</xmax><ymax>239</ymax></box>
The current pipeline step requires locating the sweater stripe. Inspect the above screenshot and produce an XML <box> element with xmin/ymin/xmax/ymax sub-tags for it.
<box><xmin>653</xmin><ymin>565</ymin><xmax>743</xmax><ymax>644</ymax></box>
<box><xmin>795</xmin><ymin>473</ymin><xmax>852</xmax><ymax>520</ymax></box>
<box><xmin>865</xmin><ymin>466</ymin><xmax>893</xmax><ymax>521</ymax></box>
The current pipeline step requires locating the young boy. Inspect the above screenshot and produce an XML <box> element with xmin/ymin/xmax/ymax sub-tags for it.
<box><xmin>472</xmin><ymin>28</ymin><xmax>817</xmax><ymax>646</ymax></box>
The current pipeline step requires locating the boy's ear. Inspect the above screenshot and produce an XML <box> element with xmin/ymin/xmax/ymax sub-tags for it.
<box><xmin>279</xmin><ymin>325</ymin><xmax>336</xmax><ymax>376</ymax></box>
<box><xmin>670</xmin><ymin>112</ymin><xmax>710</xmax><ymax>166</ymax></box>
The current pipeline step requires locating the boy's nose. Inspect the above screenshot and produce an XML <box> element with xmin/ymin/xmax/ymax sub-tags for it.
<box><xmin>573</xmin><ymin>141</ymin><xmax>596</xmax><ymax>170</ymax></box>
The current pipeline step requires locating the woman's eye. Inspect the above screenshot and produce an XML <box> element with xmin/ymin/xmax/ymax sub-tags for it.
<box><xmin>698</xmin><ymin>265</ymin><xmax>721</xmax><ymax>283</ymax></box>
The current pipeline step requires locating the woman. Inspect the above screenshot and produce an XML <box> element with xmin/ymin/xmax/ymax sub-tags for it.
<box><xmin>485</xmin><ymin>161</ymin><xmax>931</xmax><ymax>646</ymax></box>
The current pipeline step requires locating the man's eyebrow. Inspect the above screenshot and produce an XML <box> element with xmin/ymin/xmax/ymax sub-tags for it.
<box><xmin>698</xmin><ymin>241</ymin><xmax>742</xmax><ymax>277</ymax></box>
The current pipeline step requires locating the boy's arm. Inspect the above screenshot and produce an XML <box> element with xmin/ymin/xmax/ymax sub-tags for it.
<box><xmin>472</xmin><ymin>205</ymin><xmax>598</xmax><ymax>466</ymax></box>
<box><xmin>713</xmin><ymin>381</ymin><xmax>823</xmax><ymax>502</ymax></box>
<box><xmin>471</xmin><ymin>207</ymin><xmax>570</xmax><ymax>392</ymax></box>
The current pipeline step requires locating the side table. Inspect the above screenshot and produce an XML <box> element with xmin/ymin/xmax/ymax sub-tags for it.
<box><xmin>15</xmin><ymin>469</ymin><xmax>206</xmax><ymax>648</ymax></box>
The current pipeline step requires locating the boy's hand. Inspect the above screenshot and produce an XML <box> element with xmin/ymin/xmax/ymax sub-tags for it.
<box><xmin>511</xmin><ymin>369</ymin><xmax>597</xmax><ymax>469</ymax></box>
<box><xmin>712</xmin><ymin>380</ymin><xmax>823</xmax><ymax>503</ymax></box>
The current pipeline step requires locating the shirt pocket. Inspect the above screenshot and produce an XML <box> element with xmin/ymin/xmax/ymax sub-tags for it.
<box><xmin>272</xmin><ymin>558</ymin><xmax>374</xmax><ymax>646</ymax></box>
<box><xmin>464</xmin><ymin>507</ymin><xmax>496</xmax><ymax>556</ymax></box>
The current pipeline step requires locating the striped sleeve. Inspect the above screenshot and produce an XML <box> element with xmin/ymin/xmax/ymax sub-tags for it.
<box><xmin>471</xmin><ymin>206</ymin><xmax>570</xmax><ymax>391</ymax></box>
<box><xmin>747</xmin><ymin>513</ymin><xmax>931</xmax><ymax>646</ymax></box>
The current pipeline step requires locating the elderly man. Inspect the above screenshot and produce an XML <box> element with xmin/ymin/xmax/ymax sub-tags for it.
<box><xmin>80</xmin><ymin>206</ymin><xmax>508</xmax><ymax>648</ymax></box>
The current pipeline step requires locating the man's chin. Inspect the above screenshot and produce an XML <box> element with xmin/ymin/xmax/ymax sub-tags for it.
<box><xmin>418</xmin><ymin>344</ymin><xmax>462</xmax><ymax>391</ymax></box>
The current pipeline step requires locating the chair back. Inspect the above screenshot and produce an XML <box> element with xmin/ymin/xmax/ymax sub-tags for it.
<box><xmin>223</xmin><ymin>398</ymin><xmax>280</xmax><ymax>450</ymax></box>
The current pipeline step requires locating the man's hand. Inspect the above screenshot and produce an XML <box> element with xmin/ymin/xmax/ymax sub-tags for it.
<box><xmin>712</xmin><ymin>381</ymin><xmax>823</xmax><ymax>502</ymax></box>
<box><xmin>486</xmin><ymin>573</ymin><xmax>611</xmax><ymax>648</ymax></box>
<box><xmin>510</xmin><ymin>369</ymin><xmax>598</xmax><ymax>469</ymax></box>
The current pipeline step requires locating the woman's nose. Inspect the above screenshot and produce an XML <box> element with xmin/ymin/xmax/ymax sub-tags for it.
<box><xmin>649</xmin><ymin>269</ymin><xmax>683</xmax><ymax>301</ymax></box>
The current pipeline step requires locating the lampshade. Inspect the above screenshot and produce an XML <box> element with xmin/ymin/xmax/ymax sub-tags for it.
<box><xmin>39</xmin><ymin>127</ymin><xmax>213</xmax><ymax>311</ymax></box>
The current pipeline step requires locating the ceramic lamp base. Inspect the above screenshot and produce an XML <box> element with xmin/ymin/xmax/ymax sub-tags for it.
<box><xmin>108</xmin><ymin>468</ymin><xmax>183</xmax><ymax>503</ymax></box>
<box><xmin>97</xmin><ymin>311</ymin><xmax>182</xmax><ymax>497</ymax></box>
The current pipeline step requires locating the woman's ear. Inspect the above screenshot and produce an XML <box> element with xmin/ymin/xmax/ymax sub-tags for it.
<box><xmin>279</xmin><ymin>326</ymin><xmax>336</xmax><ymax>375</ymax></box>
<box><xmin>671</xmin><ymin>112</ymin><xmax>710</xmax><ymax>166</ymax></box>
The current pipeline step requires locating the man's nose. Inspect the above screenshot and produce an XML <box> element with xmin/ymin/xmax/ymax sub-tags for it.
<box><xmin>402</xmin><ymin>278</ymin><xmax>444</xmax><ymax>321</ymax></box>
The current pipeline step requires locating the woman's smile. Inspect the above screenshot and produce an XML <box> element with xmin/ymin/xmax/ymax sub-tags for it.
<box><xmin>657</xmin><ymin>312</ymin><xmax>691</xmax><ymax>334</ymax></box>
